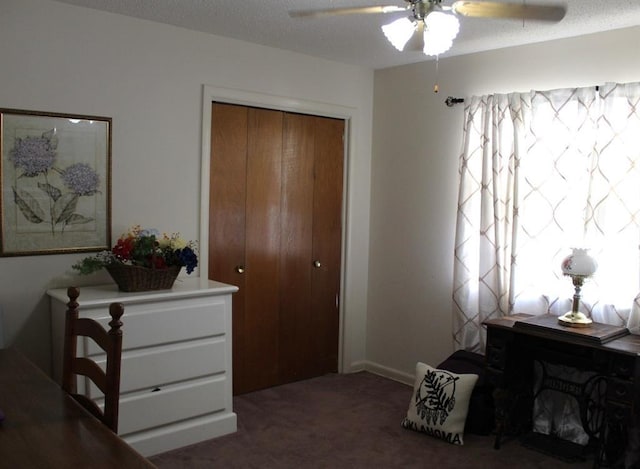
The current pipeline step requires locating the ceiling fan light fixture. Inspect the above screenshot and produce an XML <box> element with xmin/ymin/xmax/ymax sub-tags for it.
<box><xmin>422</xmin><ymin>10</ymin><xmax>460</xmax><ymax>56</ymax></box>
<box><xmin>381</xmin><ymin>17</ymin><xmax>416</xmax><ymax>51</ymax></box>
<box><xmin>423</xmin><ymin>32</ymin><xmax>453</xmax><ymax>56</ymax></box>
<box><xmin>425</xmin><ymin>10</ymin><xmax>460</xmax><ymax>40</ymax></box>
<box><xmin>291</xmin><ymin>0</ymin><xmax>567</xmax><ymax>61</ymax></box>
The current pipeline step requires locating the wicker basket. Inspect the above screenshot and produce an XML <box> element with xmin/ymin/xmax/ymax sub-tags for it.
<box><xmin>105</xmin><ymin>263</ymin><xmax>181</xmax><ymax>292</ymax></box>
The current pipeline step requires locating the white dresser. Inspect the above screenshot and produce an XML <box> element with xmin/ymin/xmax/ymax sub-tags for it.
<box><xmin>47</xmin><ymin>277</ymin><xmax>238</xmax><ymax>457</ymax></box>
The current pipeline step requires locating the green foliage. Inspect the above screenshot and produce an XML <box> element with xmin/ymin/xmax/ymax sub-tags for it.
<box><xmin>72</xmin><ymin>252</ymin><xmax>114</xmax><ymax>275</ymax></box>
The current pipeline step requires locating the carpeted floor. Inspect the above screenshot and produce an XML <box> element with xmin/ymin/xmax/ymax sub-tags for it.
<box><xmin>149</xmin><ymin>371</ymin><xmax>594</xmax><ymax>468</ymax></box>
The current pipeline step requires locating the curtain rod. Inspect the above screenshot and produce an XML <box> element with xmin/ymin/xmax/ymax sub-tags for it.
<box><xmin>446</xmin><ymin>86</ymin><xmax>600</xmax><ymax>107</ymax></box>
<box><xmin>445</xmin><ymin>96</ymin><xmax>464</xmax><ymax>107</ymax></box>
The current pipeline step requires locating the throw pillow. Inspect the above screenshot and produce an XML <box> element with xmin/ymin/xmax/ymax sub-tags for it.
<box><xmin>402</xmin><ymin>361</ymin><xmax>479</xmax><ymax>445</ymax></box>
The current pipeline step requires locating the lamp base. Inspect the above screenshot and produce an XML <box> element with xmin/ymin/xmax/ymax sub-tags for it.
<box><xmin>558</xmin><ymin>311</ymin><xmax>593</xmax><ymax>328</ymax></box>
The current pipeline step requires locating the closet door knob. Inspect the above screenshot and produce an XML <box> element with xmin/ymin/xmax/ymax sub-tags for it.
<box><xmin>313</xmin><ymin>260</ymin><xmax>321</xmax><ymax>268</ymax></box>
<box><xmin>235</xmin><ymin>265</ymin><xmax>245</xmax><ymax>274</ymax></box>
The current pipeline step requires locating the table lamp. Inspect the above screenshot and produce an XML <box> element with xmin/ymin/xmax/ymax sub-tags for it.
<box><xmin>558</xmin><ymin>248</ymin><xmax>598</xmax><ymax>327</ymax></box>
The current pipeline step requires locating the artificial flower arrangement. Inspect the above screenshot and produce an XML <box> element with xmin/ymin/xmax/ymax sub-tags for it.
<box><xmin>72</xmin><ymin>226</ymin><xmax>198</xmax><ymax>291</ymax></box>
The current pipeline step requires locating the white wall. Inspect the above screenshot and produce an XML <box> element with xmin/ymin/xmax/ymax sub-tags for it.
<box><xmin>5</xmin><ymin>0</ymin><xmax>639</xmax><ymax>387</ymax></box>
<box><xmin>0</xmin><ymin>0</ymin><xmax>373</xmax><ymax>373</ymax></box>
<box><xmin>368</xmin><ymin>26</ymin><xmax>640</xmax><ymax>384</ymax></box>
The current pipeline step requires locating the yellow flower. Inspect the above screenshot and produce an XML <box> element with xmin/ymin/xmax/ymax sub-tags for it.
<box><xmin>171</xmin><ymin>236</ymin><xmax>188</xmax><ymax>250</ymax></box>
<box><xmin>158</xmin><ymin>234</ymin><xmax>172</xmax><ymax>249</ymax></box>
<box><xmin>160</xmin><ymin>232</ymin><xmax>187</xmax><ymax>249</ymax></box>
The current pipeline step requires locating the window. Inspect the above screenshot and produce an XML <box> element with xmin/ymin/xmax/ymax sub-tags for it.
<box><xmin>452</xmin><ymin>83</ymin><xmax>640</xmax><ymax>352</ymax></box>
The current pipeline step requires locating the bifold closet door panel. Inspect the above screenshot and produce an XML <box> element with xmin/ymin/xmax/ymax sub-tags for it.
<box><xmin>244</xmin><ymin>107</ymin><xmax>283</xmax><ymax>391</ymax></box>
<box><xmin>311</xmin><ymin>116</ymin><xmax>344</xmax><ymax>375</ymax></box>
<box><xmin>279</xmin><ymin>113</ymin><xmax>315</xmax><ymax>383</ymax></box>
<box><xmin>209</xmin><ymin>103</ymin><xmax>249</xmax><ymax>393</ymax></box>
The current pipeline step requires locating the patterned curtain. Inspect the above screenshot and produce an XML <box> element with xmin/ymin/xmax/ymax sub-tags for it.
<box><xmin>452</xmin><ymin>83</ymin><xmax>640</xmax><ymax>352</ymax></box>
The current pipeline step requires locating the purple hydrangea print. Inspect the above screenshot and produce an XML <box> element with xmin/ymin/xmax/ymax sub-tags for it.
<box><xmin>61</xmin><ymin>163</ymin><xmax>100</xmax><ymax>196</ymax></box>
<box><xmin>9</xmin><ymin>128</ymin><xmax>101</xmax><ymax>235</ymax></box>
<box><xmin>10</xmin><ymin>136</ymin><xmax>56</xmax><ymax>177</ymax></box>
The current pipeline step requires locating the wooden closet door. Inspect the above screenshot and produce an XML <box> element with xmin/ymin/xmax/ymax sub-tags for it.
<box><xmin>279</xmin><ymin>113</ymin><xmax>344</xmax><ymax>382</ymax></box>
<box><xmin>310</xmin><ymin>116</ymin><xmax>344</xmax><ymax>376</ymax></box>
<box><xmin>209</xmin><ymin>104</ymin><xmax>283</xmax><ymax>394</ymax></box>
<box><xmin>243</xmin><ymin>107</ymin><xmax>283</xmax><ymax>392</ymax></box>
<box><xmin>279</xmin><ymin>113</ymin><xmax>315</xmax><ymax>383</ymax></box>
<box><xmin>209</xmin><ymin>103</ymin><xmax>248</xmax><ymax>392</ymax></box>
<box><xmin>209</xmin><ymin>104</ymin><xmax>343</xmax><ymax>394</ymax></box>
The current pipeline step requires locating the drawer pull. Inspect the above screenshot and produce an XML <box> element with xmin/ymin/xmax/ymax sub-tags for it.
<box><xmin>151</xmin><ymin>387</ymin><xmax>161</xmax><ymax>393</ymax></box>
<box><xmin>617</xmin><ymin>366</ymin><xmax>631</xmax><ymax>375</ymax></box>
<box><xmin>612</xmin><ymin>408</ymin><xmax>628</xmax><ymax>422</ymax></box>
<box><xmin>613</xmin><ymin>358</ymin><xmax>634</xmax><ymax>377</ymax></box>
<box><xmin>615</xmin><ymin>387</ymin><xmax>627</xmax><ymax>397</ymax></box>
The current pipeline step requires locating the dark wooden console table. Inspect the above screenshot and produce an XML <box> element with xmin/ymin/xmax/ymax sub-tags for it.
<box><xmin>484</xmin><ymin>314</ymin><xmax>640</xmax><ymax>468</ymax></box>
<box><xmin>0</xmin><ymin>348</ymin><xmax>156</xmax><ymax>468</ymax></box>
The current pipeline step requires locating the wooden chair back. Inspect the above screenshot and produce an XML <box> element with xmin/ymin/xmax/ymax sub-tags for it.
<box><xmin>62</xmin><ymin>286</ymin><xmax>124</xmax><ymax>433</ymax></box>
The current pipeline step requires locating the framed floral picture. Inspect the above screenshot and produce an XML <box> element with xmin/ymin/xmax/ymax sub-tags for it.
<box><xmin>0</xmin><ymin>109</ymin><xmax>111</xmax><ymax>256</ymax></box>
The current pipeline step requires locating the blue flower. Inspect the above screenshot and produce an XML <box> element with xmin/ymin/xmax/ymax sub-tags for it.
<box><xmin>177</xmin><ymin>246</ymin><xmax>198</xmax><ymax>274</ymax></box>
<box><xmin>61</xmin><ymin>163</ymin><xmax>100</xmax><ymax>195</ymax></box>
<box><xmin>10</xmin><ymin>136</ymin><xmax>56</xmax><ymax>177</ymax></box>
<box><xmin>139</xmin><ymin>228</ymin><xmax>160</xmax><ymax>238</ymax></box>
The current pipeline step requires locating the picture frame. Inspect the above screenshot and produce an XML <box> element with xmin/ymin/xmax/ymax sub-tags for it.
<box><xmin>0</xmin><ymin>108</ymin><xmax>111</xmax><ymax>256</ymax></box>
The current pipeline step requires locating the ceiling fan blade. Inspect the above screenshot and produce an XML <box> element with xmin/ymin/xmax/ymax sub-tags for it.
<box><xmin>289</xmin><ymin>5</ymin><xmax>407</xmax><ymax>19</ymax></box>
<box><xmin>404</xmin><ymin>22</ymin><xmax>425</xmax><ymax>52</ymax></box>
<box><xmin>451</xmin><ymin>1</ymin><xmax>566</xmax><ymax>22</ymax></box>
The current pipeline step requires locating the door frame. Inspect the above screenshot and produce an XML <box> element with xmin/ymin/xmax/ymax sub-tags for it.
<box><xmin>199</xmin><ymin>85</ymin><xmax>354</xmax><ymax>374</ymax></box>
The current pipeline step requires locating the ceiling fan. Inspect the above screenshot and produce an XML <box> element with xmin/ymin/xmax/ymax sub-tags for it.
<box><xmin>289</xmin><ymin>1</ymin><xmax>567</xmax><ymax>57</ymax></box>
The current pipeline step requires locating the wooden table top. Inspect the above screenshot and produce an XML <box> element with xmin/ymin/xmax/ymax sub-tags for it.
<box><xmin>484</xmin><ymin>314</ymin><xmax>640</xmax><ymax>357</ymax></box>
<box><xmin>0</xmin><ymin>348</ymin><xmax>156</xmax><ymax>468</ymax></box>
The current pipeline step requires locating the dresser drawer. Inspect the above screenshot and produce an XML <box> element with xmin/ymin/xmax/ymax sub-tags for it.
<box><xmin>487</xmin><ymin>345</ymin><xmax>506</xmax><ymax>370</ymax></box>
<box><xmin>83</xmin><ymin>297</ymin><xmax>227</xmax><ymax>354</ymax></box>
<box><xmin>607</xmin><ymin>401</ymin><xmax>632</xmax><ymax>425</ymax></box>
<box><xmin>607</xmin><ymin>378</ymin><xmax>634</xmax><ymax>405</ymax></box>
<box><xmin>89</xmin><ymin>338</ymin><xmax>226</xmax><ymax>395</ymax></box>
<box><xmin>611</xmin><ymin>356</ymin><xmax>635</xmax><ymax>379</ymax></box>
<box><xmin>118</xmin><ymin>376</ymin><xmax>227</xmax><ymax>435</ymax></box>
<box><xmin>486</xmin><ymin>367</ymin><xmax>506</xmax><ymax>387</ymax></box>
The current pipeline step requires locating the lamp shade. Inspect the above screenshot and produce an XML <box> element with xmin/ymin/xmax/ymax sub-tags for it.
<box><xmin>381</xmin><ymin>17</ymin><xmax>416</xmax><ymax>51</ymax></box>
<box><xmin>560</xmin><ymin>248</ymin><xmax>598</xmax><ymax>277</ymax></box>
<box><xmin>423</xmin><ymin>10</ymin><xmax>459</xmax><ymax>56</ymax></box>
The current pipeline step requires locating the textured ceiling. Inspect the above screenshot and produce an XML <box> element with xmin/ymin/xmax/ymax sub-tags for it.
<box><xmin>53</xmin><ymin>0</ymin><xmax>640</xmax><ymax>69</ymax></box>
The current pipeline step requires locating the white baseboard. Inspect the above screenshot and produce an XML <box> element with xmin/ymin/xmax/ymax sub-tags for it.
<box><xmin>349</xmin><ymin>360</ymin><xmax>414</xmax><ymax>386</ymax></box>
<box><xmin>344</xmin><ymin>359</ymin><xmax>367</xmax><ymax>373</ymax></box>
